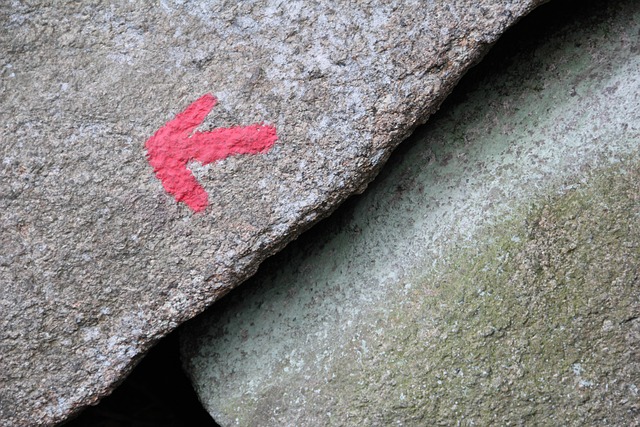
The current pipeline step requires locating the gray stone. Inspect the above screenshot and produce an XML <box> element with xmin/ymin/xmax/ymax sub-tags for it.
<box><xmin>180</xmin><ymin>1</ymin><xmax>640</xmax><ymax>425</ymax></box>
<box><xmin>0</xmin><ymin>0</ymin><xmax>544</xmax><ymax>425</ymax></box>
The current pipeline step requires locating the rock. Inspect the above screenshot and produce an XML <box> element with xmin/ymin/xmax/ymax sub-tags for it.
<box><xmin>0</xmin><ymin>0</ymin><xmax>544</xmax><ymax>425</ymax></box>
<box><xmin>180</xmin><ymin>1</ymin><xmax>640</xmax><ymax>425</ymax></box>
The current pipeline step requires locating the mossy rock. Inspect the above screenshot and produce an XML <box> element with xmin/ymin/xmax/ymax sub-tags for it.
<box><xmin>317</xmin><ymin>159</ymin><xmax>640</xmax><ymax>425</ymax></box>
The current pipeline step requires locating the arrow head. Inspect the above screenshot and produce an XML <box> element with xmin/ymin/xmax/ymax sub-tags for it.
<box><xmin>145</xmin><ymin>94</ymin><xmax>277</xmax><ymax>212</ymax></box>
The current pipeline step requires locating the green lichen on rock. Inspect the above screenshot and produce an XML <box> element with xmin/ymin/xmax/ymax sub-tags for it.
<box><xmin>310</xmin><ymin>158</ymin><xmax>640</xmax><ymax>426</ymax></box>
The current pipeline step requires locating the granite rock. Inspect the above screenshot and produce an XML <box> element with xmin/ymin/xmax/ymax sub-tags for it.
<box><xmin>0</xmin><ymin>0</ymin><xmax>544</xmax><ymax>425</ymax></box>
<box><xmin>181</xmin><ymin>1</ymin><xmax>640</xmax><ymax>425</ymax></box>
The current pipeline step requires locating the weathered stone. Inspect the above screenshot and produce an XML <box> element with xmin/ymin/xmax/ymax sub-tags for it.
<box><xmin>180</xmin><ymin>1</ymin><xmax>640</xmax><ymax>425</ymax></box>
<box><xmin>0</xmin><ymin>0</ymin><xmax>544</xmax><ymax>425</ymax></box>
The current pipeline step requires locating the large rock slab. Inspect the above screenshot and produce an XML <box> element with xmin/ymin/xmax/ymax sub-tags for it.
<box><xmin>0</xmin><ymin>0</ymin><xmax>545</xmax><ymax>425</ymax></box>
<box><xmin>181</xmin><ymin>1</ymin><xmax>640</xmax><ymax>425</ymax></box>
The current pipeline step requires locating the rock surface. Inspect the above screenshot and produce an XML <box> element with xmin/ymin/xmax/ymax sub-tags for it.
<box><xmin>180</xmin><ymin>1</ymin><xmax>640</xmax><ymax>425</ymax></box>
<box><xmin>0</xmin><ymin>0</ymin><xmax>545</xmax><ymax>425</ymax></box>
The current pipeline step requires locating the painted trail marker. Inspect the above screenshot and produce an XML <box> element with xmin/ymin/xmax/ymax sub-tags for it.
<box><xmin>145</xmin><ymin>94</ymin><xmax>277</xmax><ymax>212</ymax></box>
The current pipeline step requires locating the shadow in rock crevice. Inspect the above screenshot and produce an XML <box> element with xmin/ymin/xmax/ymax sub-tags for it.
<box><xmin>62</xmin><ymin>329</ymin><xmax>219</xmax><ymax>427</ymax></box>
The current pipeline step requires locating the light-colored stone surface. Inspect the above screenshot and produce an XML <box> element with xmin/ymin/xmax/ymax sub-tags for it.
<box><xmin>0</xmin><ymin>1</ymin><xmax>545</xmax><ymax>425</ymax></box>
<box><xmin>181</xmin><ymin>1</ymin><xmax>640</xmax><ymax>425</ymax></box>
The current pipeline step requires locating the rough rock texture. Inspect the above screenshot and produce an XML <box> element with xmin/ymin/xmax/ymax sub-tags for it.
<box><xmin>181</xmin><ymin>1</ymin><xmax>640</xmax><ymax>425</ymax></box>
<box><xmin>0</xmin><ymin>0</ymin><xmax>545</xmax><ymax>425</ymax></box>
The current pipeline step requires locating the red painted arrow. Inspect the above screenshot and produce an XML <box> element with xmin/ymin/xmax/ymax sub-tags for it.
<box><xmin>145</xmin><ymin>94</ymin><xmax>277</xmax><ymax>212</ymax></box>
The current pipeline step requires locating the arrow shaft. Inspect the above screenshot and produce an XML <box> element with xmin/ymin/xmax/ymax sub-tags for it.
<box><xmin>187</xmin><ymin>124</ymin><xmax>278</xmax><ymax>165</ymax></box>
